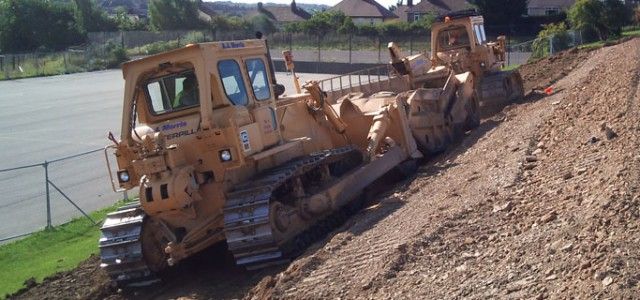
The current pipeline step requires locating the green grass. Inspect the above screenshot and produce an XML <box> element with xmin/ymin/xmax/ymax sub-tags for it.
<box><xmin>0</xmin><ymin>53</ymin><xmax>89</xmax><ymax>81</ymax></box>
<box><xmin>622</xmin><ymin>29</ymin><xmax>640</xmax><ymax>37</ymax></box>
<box><xmin>0</xmin><ymin>199</ymin><xmax>134</xmax><ymax>299</ymax></box>
<box><xmin>577</xmin><ymin>28</ymin><xmax>640</xmax><ymax>51</ymax></box>
<box><xmin>578</xmin><ymin>40</ymin><xmax>605</xmax><ymax>50</ymax></box>
<box><xmin>503</xmin><ymin>64</ymin><xmax>520</xmax><ymax>71</ymax></box>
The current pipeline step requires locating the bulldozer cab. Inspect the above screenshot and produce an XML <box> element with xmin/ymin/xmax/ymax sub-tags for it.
<box><xmin>115</xmin><ymin>40</ymin><xmax>284</xmax><ymax>191</ymax></box>
<box><xmin>431</xmin><ymin>13</ymin><xmax>487</xmax><ymax>55</ymax></box>
<box><xmin>431</xmin><ymin>12</ymin><xmax>502</xmax><ymax>75</ymax></box>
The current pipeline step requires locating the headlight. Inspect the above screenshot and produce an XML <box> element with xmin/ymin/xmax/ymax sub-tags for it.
<box><xmin>117</xmin><ymin>170</ymin><xmax>130</xmax><ymax>183</ymax></box>
<box><xmin>219</xmin><ymin>149</ymin><xmax>232</xmax><ymax>162</ymax></box>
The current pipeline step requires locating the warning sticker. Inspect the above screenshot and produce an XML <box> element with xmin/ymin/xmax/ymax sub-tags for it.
<box><xmin>239</xmin><ymin>130</ymin><xmax>251</xmax><ymax>152</ymax></box>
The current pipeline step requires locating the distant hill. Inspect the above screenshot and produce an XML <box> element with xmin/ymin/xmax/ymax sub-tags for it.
<box><xmin>98</xmin><ymin>0</ymin><xmax>147</xmax><ymax>15</ymax></box>
<box><xmin>203</xmin><ymin>1</ymin><xmax>329</xmax><ymax>18</ymax></box>
<box><xmin>205</xmin><ymin>1</ymin><xmax>328</xmax><ymax>12</ymax></box>
<box><xmin>96</xmin><ymin>1</ymin><xmax>327</xmax><ymax>18</ymax></box>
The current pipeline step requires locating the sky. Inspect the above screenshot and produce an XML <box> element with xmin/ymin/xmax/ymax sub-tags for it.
<box><xmin>207</xmin><ymin>0</ymin><xmax>400</xmax><ymax>9</ymax></box>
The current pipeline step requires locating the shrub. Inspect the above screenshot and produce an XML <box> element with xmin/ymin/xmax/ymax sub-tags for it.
<box><xmin>531</xmin><ymin>22</ymin><xmax>571</xmax><ymax>59</ymax></box>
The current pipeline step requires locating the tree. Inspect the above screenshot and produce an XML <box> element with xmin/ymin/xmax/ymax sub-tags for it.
<box><xmin>568</xmin><ymin>0</ymin><xmax>631</xmax><ymax>40</ymax></box>
<box><xmin>149</xmin><ymin>0</ymin><xmax>205</xmax><ymax>31</ymax></box>
<box><xmin>0</xmin><ymin>0</ymin><xmax>84</xmax><ymax>53</ymax></box>
<box><xmin>602</xmin><ymin>0</ymin><xmax>632</xmax><ymax>37</ymax></box>
<box><xmin>113</xmin><ymin>7</ymin><xmax>148</xmax><ymax>31</ymax></box>
<box><xmin>73</xmin><ymin>0</ymin><xmax>117</xmax><ymax>32</ymax></box>
<box><xmin>337</xmin><ymin>17</ymin><xmax>356</xmax><ymax>35</ymax></box>
<box><xmin>283</xmin><ymin>21</ymin><xmax>304</xmax><ymax>34</ymax></box>
<box><xmin>302</xmin><ymin>11</ymin><xmax>347</xmax><ymax>40</ymax></box>
<box><xmin>474</xmin><ymin>0</ymin><xmax>527</xmax><ymax>26</ymax></box>
<box><xmin>301</xmin><ymin>11</ymin><xmax>346</xmax><ymax>62</ymax></box>
<box><xmin>209</xmin><ymin>15</ymin><xmax>253</xmax><ymax>39</ymax></box>
<box><xmin>568</xmin><ymin>0</ymin><xmax>605</xmax><ymax>39</ymax></box>
<box><xmin>635</xmin><ymin>5</ymin><xmax>640</xmax><ymax>26</ymax></box>
<box><xmin>251</xmin><ymin>15</ymin><xmax>277</xmax><ymax>36</ymax></box>
<box><xmin>409</xmin><ymin>13</ymin><xmax>436</xmax><ymax>35</ymax></box>
<box><xmin>531</xmin><ymin>22</ymin><xmax>571</xmax><ymax>59</ymax></box>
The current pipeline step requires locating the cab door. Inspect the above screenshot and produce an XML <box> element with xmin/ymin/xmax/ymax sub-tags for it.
<box><xmin>241</xmin><ymin>56</ymin><xmax>281</xmax><ymax>148</ymax></box>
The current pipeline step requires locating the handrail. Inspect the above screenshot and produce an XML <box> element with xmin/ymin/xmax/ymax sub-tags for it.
<box><xmin>104</xmin><ymin>145</ymin><xmax>126</xmax><ymax>193</ymax></box>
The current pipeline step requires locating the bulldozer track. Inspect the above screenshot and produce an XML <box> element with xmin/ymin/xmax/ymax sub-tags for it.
<box><xmin>99</xmin><ymin>207</ymin><xmax>159</xmax><ymax>287</ymax></box>
<box><xmin>223</xmin><ymin>146</ymin><xmax>360</xmax><ymax>270</ymax></box>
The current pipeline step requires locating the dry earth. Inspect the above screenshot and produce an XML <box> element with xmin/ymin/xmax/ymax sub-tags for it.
<box><xmin>9</xmin><ymin>39</ymin><xmax>639</xmax><ymax>299</ymax></box>
<box><xmin>248</xmin><ymin>39</ymin><xmax>640</xmax><ymax>299</ymax></box>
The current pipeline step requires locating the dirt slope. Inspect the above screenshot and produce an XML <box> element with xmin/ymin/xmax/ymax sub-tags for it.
<box><xmin>10</xmin><ymin>40</ymin><xmax>638</xmax><ymax>299</ymax></box>
<box><xmin>247</xmin><ymin>40</ymin><xmax>640</xmax><ymax>298</ymax></box>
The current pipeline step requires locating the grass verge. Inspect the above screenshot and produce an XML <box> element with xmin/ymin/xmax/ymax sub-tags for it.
<box><xmin>0</xmin><ymin>199</ymin><xmax>134</xmax><ymax>298</ymax></box>
<box><xmin>622</xmin><ymin>29</ymin><xmax>640</xmax><ymax>37</ymax></box>
<box><xmin>503</xmin><ymin>64</ymin><xmax>520</xmax><ymax>71</ymax></box>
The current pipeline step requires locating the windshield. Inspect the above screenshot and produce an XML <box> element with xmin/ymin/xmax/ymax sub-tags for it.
<box><xmin>438</xmin><ymin>25</ymin><xmax>470</xmax><ymax>50</ymax></box>
<box><xmin>145</xmin><ymin>71</ymin><xmax>200</xmax><ymax>115</ymax></box>
<box><xmin>218</xmin><ymin>59</ymin><xmax>249</xmax><ymax>106</ymax></box>
<box><xmin>245</xmin><ymin>58</ymin><xmax>271</xmax><ymax>101</ymax></box>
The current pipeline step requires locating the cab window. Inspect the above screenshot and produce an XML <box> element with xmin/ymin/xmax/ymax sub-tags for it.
<box><xmin>245</xmin><ymin>58</ymin><xmax>271</xmax><ymax>101</ymax></box>
<box><xmin>438</xmin><ymin>26</ymin><xmax>470</xmax><ymax>50</ymax></box>
<box><xmin>145</xmin><ymin>71</ymin><xmax>199</xmax><ymax>115</ymax></box>
<box><xmin>473</xmin><ymin>24</ymin><xmax>487</xmax><ymax>44</ymax></box>
<box><xmin>218</xmin><ymin>59</ymin><xmax>248</xmax><ymax>106</ymax></box>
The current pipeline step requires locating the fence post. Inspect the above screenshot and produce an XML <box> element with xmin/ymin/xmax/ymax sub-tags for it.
<box><xmin>349</xmin><ymin>34</ymin><xmax>352</xmax><ymax>64</ymax></box>
<box><xmin>579</xmin><ymin>30</ymin><xmax>583</xmax><ymax>46</ymax></box>
<box><xmin>410</xmin><ymin>36</ymin><xmax>413</xmax><ymax>55</ymax></box>
<box><xmin>44</xmin><ymin>161</ymin><xmax>52</xmax><ymax>230</ymax></box>
<box><xmin>377</xmin><ymin>36</ymin><xmax>381</xmax><ymax>63</ymax></box>
<box><xmin>317</xmin><ymin>35</ymin><xmax>321</xmax><ymax>63</ymax></box>
<box><xmin>507</xmin><ymin>34</ymin><xmax>510</xmax><ymax>66</ymax></box>
<box><xmin>549</xmin><ymin>36</ymin><xmax>554</xmax><ymax>56</ymax></box>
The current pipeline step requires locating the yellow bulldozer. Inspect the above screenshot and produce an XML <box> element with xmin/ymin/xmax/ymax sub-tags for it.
<box><xmin>99</xmin><ymin>40</ymin><xmax>478</xmax><ymax>286</ymax></box>
<box><xmin>100</xmin><ymin>11</ymin><xmax>522</xmax><ymax>287</ymax></box>
<box><xmin>430</xmin><ymin>10</ymin><xmax>524</xmax><ymax>112</ymax></box>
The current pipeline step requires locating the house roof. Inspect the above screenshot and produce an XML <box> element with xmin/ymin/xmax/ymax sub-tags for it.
<box><xmin>527</xmin><ymin>0</ymin><xmax>575</xmax><ymax>9</ymax></box>
<box><xmin>249</xmin><ymin>1</ymin><xmax>311</xmax><ymax>22</ymax></box>
<box><xmin>198</xmin><ymin>3</ymin><xmax>217</xmax><ymax>17</ymax></box>
<box><xmin>393</xmin><ymin>5</ymin><xmax>410</xmax><ymax>21</ymax></box>
<box><xmin>407</xmin><ymin>0</ymin><xmax>474</xmax><ymax>15</ymax></box>
<box><xmin>331</xmin><ymin>0</ymin><xmax>398</xmax><ymax>19</ymax></box>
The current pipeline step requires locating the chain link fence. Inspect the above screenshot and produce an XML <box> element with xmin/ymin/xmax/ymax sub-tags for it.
<box><xmin>0</xmin><ymin>43</ymin><xmax>124</xmax><ymax>81</ymax></box>
<box><xmin>0</xmin><ymin>149</ymin><xmax>130</xmax><ymax>243</ymax></box>
<box><xmin>1</xmin><ymin>28</ymin><xmax>536</xmax><ymax>81</ymax></box>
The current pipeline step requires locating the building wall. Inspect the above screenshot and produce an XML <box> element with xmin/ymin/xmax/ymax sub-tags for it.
<box><xmin>352</xmin><ymin>17</ymin><xmax>385</xmax><ymax>25</ymax></box>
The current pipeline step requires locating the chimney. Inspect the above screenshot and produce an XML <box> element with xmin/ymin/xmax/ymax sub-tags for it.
<box><xmin>408</xmin><ymin>0</ymin><xmax>413</xmax><ymax>7</ymax></box>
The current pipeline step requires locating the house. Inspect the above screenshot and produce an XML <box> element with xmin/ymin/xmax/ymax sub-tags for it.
<box><xmin>526</xmin><ymin>0</ymin><xmax>576</xmax><ymax>16</ymax></box>
<box><xmin>247</xmin><ymin>1</ymin><xmax>312</xmax><ymax>28</ymax></box>
<box><xmin>98</xmin><ymin>0</ymin><xmax>148</xmax><ymax>18</ymax></box>
<box><xmin>331</xmin><ymin>0</ymin><xmax>398</xmax><ymax>25</ymax></box>
<box><xmin>394</xmin><ymin>0</ymin><xmax>474</xmax><ymax>22</ymax></box>
<box><xmin>198</xmin><ymin>2</ymin><xmax>218</xmax><ymax>22</ymax></box>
